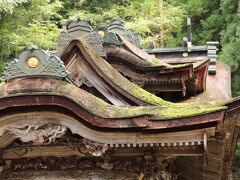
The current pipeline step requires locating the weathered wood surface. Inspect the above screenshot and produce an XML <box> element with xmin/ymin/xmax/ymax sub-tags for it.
<box><xmin>1</xmin><ymin>169</ymin><xmax>138</xmax><ymax>180</ymax></box>
<box><xmin>0</xmin><ymin>78</ymin><xmax>226</xmax><ymax>130</ymax></box>
<box><xmin>174</xmin><ymin>103</ymin><xmax>240</xmax><ymax>180</ymax></box>
<box><xmin>0</xmin><ymin>111</ymin><xmax>216</xmax><ymax>149</ymax></box>
<box><xmin>182</xmin><ymin>61</ymin><xmax>231</xmax><ymax>103</ymax></box>
<box><xmin>61</xmin><ymin>40</ymin><xmax>157</xmax><ymax>106</ymax></box>
<box><xmin>104</xmin><ymin>35</ymin><xmax>209</xmax><ymax>98</ymax></box>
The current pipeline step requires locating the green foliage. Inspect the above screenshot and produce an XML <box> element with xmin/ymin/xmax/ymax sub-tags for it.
<box><xmin>0</xmin><ymin>61</ymin><xmax>6</xmax><ymax>82</ymax></box>
<box><xmin>68</xmin><ymin>0</ymin><xmax>185</xmax><ymax>47</ymax></box>
<box><xmin>0</xmin><ymin>61</ymin><xmax>6</xmax><ymax>83</ymax></box>
<box><xmin>167</xmin><ymin>0</ymin><xmax>222</xmax><ymax>44</ymax></box>
<box><xmin>13</xmin><ymin>20</ymin><xmax>60</xmax><ymax>51</ymax></box>
<box><xmin>126</xmin><ymin>0</ymin><xmax>185</xmax><ymax>47</ymax></box>
<box><xmin>0</xmin><ymin>0</ymin><xmax>28</xmax><ymax>14</ymax></box>
<box><xmin>218</xmin><ymin>0</ymin><xmax>240</xmax><ymax>96</ymax></box>
<box><xmin>0</xmin><ymin>0</ymin><xmax>63</xmax><ymax>60</ymax></box>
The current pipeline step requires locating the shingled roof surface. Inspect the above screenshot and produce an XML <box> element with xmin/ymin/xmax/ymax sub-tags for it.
<box><xmin>0</xmin><ymin>76</ymin><xmax>235</xmax><ymax>124</ymax></box>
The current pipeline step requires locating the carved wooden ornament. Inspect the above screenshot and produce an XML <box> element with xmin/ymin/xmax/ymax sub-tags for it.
<box><xmin>2</xmin><ymin>45</ymin><xmax>69</xmax><ymax>81</ymax></box>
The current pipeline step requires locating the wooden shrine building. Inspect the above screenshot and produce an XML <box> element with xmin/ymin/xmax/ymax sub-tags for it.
<box><xmin>0</xmin><ymin>18</ymin><xmax>239</xmax><ymax>180</ymax></box>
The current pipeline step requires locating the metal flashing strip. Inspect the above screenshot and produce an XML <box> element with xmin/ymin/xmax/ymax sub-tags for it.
<box><xmin>207</xmin><ymin>41</ymin><xmax>219</xmax><ymax>75</ymax></box>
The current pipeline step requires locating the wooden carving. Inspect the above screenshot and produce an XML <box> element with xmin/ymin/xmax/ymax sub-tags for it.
<box><xmin>83</xmin><ymin>139</ymin><xmax>108</xmax><ymax>157</ymax></box>
<box><xmin>4</xmin><ymin>123</ymin><xmax>67</xmax><ymax>145</ymax></box>
<box><xmin>2</xmin><ymin>45</ymin><xmax>69</xmax><ymax>82</ymax></box>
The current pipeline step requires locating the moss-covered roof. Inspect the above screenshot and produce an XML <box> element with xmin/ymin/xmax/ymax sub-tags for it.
<box><xmin>76</xmin><ymin>39</ymin><xmax>174</xmax><ymax>106</ymax></box>
<box><xmin>0</xmin><ymin>38</ymin><xmax>232</xmax><ymax>121</ymax></box>
<box><xmin>0</xmin><ymin>77</ymin><xmax>233</xmax><ymax>120</ymax></box>
<box><xmin>105</xmin><ymin>35</ymin><xmax>195</xmax><ymax>69</ymax></box>
<box><xmin>60</xmin><ymin>38</ymin><xmax>224</xmax><ymax>109</ymax></box>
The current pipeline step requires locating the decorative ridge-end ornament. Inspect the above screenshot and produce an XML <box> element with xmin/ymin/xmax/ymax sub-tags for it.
<box><xmin>2</xmin><ymin>45</ymin><xmax>69</xmax><ymax>82</ymax></box>
<box><xmin>125</xmin><ymin>29</ymin><xmax>141</xmax><ymax>48</ymax></box>
<box><xmin>66</xmin><ymin>16</ymin><xmax>92</xmax><ymax>38</ymax></box>
<box><xmin>56</xmin><ymin>31</ymin><xmax>73</xmax><ymax>56</ymax></box>
<box><xmin>105</xmin><ymin>19</ymin><xmax>141</xmax><ymax>48</ymax></box>
<box><xmin>102</xmin><ymin>32</ymin><xmax>123</xmax><ymax>46</ymax></box>
<box><xmin>107</xmin><ymin>19</ymin><xmax>125</xmax><ymax>35</ymax></box>
<box><xmin>57</xmin><ymin>17</ymin><xmax>106</xmax><ymax>57</ymax></box>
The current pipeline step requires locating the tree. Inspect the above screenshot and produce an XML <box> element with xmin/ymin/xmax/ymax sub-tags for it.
<box><xmin>0</xmin><ymin>0</ymin><xmax>63</xmax><ymax>60</ymax></box>
<box><xmin>219</xmin><ymin>0</ymin><xmax>240</xmax><ymax>96</ymax></box>
<box><xmin>13</xmin><ymin>20</ymin><xmax>60</xmax><ymax>52</ymax></box>
<box><xmin>0</xmin><ymin>0</ymin><xmax>28</xmax><ymax>14</ymax></box>
<box><xmin>167</xmin><ymin>0</ymin><xmax>222</xmax><ymax>44</ymax></box>
<box><xmin>67</xmin><ymin>0</ymin><xmax>185</xmax><ymax>47</ymax></box>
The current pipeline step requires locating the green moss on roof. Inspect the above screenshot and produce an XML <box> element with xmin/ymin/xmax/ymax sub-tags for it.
<box><xmin>112</xmin><ymin>104</ymin><xmax>225</xmax><ymax>120</ymax></box>
<box><xmin>192</xmin><ymin>59</ymin><xmax>209</xmax><ymax>68</ymax></box>
<box><xmin>78</xmin><ymin>38</ymin><xmax>173</xmax><ymax>106</ymax></box>
<box><xmin>150</xmin><ymin>57</ymin><xmax>172</xmax><ymax>67</ymax></box>
<box><xmin>151</xmin><ymin>57</ymin><xmax>192</xmax><ymax>69</ymax></box>
<box><xmin>78</xmin><ymin>38</ymin><xmax>204</xmax><ymax>106</ymax></box>
<box><xmin>0</xmin><ymin>78</ymin><xmax>232</xmax><ymax>120</ymax></box>
<box><xmin>156</xmin><ymin>103</ymin><xmax>225</xmax><ymax>119</ymax></box>
<box><xmin>0</xmin><ymin>37</ymin><xmax>233</xmax><ymax>121</ymax></box>
<box><xmin>54</xmin><ymin>80</ymin><xmax>228</xmax><ymax>120</ymax></box>
<box><xmin>131</xmin><ymin>86</ymin><xmax>172</xmax><ymax>106</ymax></box>
<box><xmin>208</xmin><ymin>99</ymin><xmax>234</xmax><ymax>106</ymax></box>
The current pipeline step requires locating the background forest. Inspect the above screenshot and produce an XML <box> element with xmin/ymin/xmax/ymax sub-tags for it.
<box><xmin>0</xmin><ymin>0</ymin><xmax>240</xmax><ymax>178</ymax></box>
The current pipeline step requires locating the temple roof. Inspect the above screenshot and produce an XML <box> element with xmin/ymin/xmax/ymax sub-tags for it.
<box><xmin>0</xmin><ymin>77</ymin><xmax>230</xmax><ymax>122</ymax></box>
<box><xmin>0</xmin><ymin>20</ymin><xmax>238</xmax><ymax>180</ymax></box>
<box><xmin>61</xmin><ymin>39</ymin><xmax>173</xmax><ymax>105</ymax></box>
<box><xmin>56</xmin><ymin>18</ymin><xmax>213</xmax><ymax>101</ymax></box>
